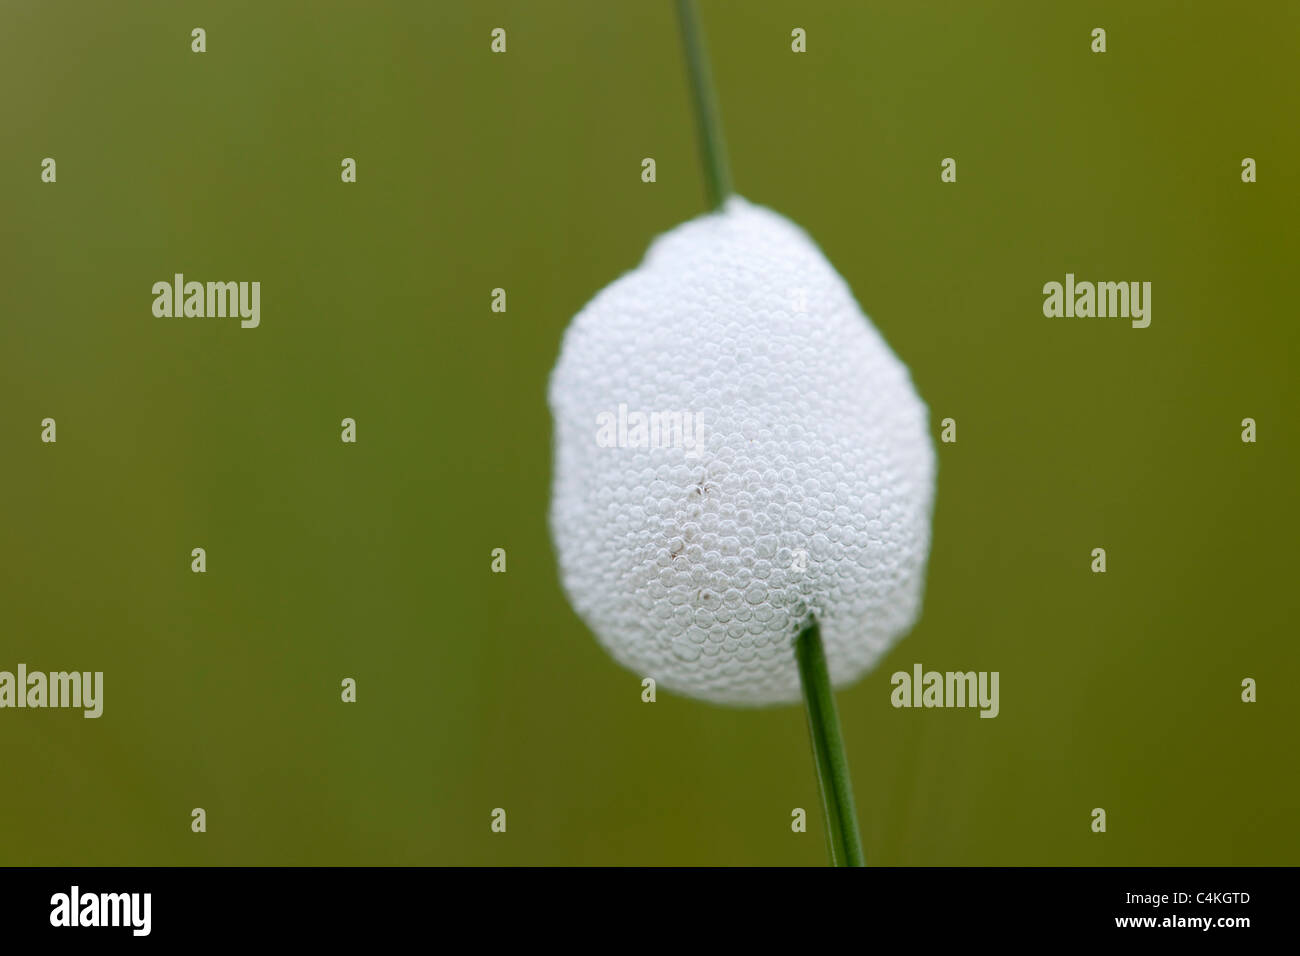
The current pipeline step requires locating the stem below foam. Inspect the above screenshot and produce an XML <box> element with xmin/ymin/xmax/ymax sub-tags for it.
<box><xmin>796</xmin><ymin>618</ymin><xmax>866</xmax><ymax>866</ymax></box>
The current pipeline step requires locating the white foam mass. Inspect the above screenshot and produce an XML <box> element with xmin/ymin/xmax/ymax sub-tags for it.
<box><xmin>548</xmin><ymin>196</ymin><xmax>935</xmax><ymax>706</ymax></box>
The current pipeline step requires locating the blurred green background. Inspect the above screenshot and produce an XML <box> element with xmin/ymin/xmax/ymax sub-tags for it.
<box><xmin>2</xmin><ymin>0</ymin><xmax>1297</xmax><ymax>865</ymax></box>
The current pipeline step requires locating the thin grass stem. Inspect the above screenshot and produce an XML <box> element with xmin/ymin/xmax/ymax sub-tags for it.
<box><xmin>795</xmin><ymin>618</ymin><xmax>866</xmax><ymax>866</ymax></box>
<box><xmin>675</xmin><ymin>0</ymin><xmax>733</xmax><ymax>210</ymax></box>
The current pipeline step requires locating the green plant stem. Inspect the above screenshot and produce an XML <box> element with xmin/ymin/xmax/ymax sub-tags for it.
<box><xmin>796</xmin><ymin>618</ymin><xmax>866</xmax><ymax>866</ymax></box>
<box><xmin>675</xmin><ymin>0</ymin><xmax>733</xmax><ymax>210</ymax></box>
